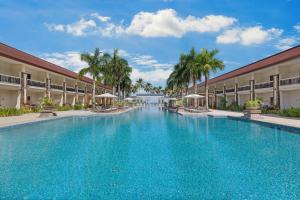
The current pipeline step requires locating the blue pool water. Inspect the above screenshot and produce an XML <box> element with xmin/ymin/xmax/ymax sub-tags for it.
<box><xmin>0</xmin><ymin>108</ymin><xmax>300</xmax><ymax>199</ymax></box>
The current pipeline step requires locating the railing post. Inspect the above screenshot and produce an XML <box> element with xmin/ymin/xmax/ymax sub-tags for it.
<box><xmin>214</xmin><ymin>87</ymin><xmax>217</xmax><ymax>108</ymax></box>
<box><xmin>46</xmin><ymin>78</ymin><xmax>51</xmax><ymax>98</ymax></box>
<box><xmin>75</xmin><ymin>84</ymin><xmax>78</xmax><ymax>103</ymax></box>
<box><xmin>21</xmin><ymin>72</ymin><xmax>28</xmax><ymax>106</ymax></box>
<box><xmin>235</xmin><ymin>83</ymin><xmax>238</xmax><ymax>105</ymax></box>
<box><xmin>223</xmin><ymin>85</ymin><xmax>226</xmax><ymax>106</ymax></box>
<box><xmin>273</xmin><ymin>74</ymin><xmax>280</xmax><ymax>109</ymax></box>
<box><xmin>250</xmin><ymin>80</ymin><xmax>255</xmax><ymax>101</ymax></box>
<box><xmin>63</xmin><ymin>82</ymin><xmax>66</xmax><ymax>105</ymax></box>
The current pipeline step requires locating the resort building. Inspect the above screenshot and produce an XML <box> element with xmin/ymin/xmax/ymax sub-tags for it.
<box><xmin>195</xmin><ymin>45</ymin><xmax>300</xmax><ymax>109</ymax></box>
<box><xmin>0</xmin><ymin>43</ymin><xmax>112</xmax><ymax>109</ymax></box>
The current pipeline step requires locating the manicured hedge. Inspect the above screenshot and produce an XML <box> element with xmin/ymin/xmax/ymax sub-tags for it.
<box><xmin>280</xmin><ymin>107</ymin><xmax>300</xmax><ymax>118</ymax></box>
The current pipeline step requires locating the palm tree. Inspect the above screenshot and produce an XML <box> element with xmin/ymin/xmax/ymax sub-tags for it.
<box><xmin>200</xmin><ymin>48</ymin><xmax>224</xmax><ymax>110</ymax></box>
<box><xmin>187</xmin><ymin>48</ymin><xmax>202</xmax><ymax>94</ymax></box>
<box><xmin>144</xmin><ymin>82</ymin><xmax>152</xmax><ymax>93</ymax></box>
<box><xmin>136</xmin><ymin>78</ymin><xmax>144</xmax><ymax>93</ymax></box>
<box><xmin>79</xmin><ymin>48</ymin><xmax>103</xmax><ymax>108</ymax></box>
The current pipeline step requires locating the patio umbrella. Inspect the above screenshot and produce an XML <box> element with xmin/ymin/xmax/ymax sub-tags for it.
<box><xmin>124</xmin><ymin>97</ymin><xmax>134</xmax><ymax>101</ymax></box>
<box><xmin>95</xmin><ymin>93</ymin><xmax>117</xmax><ymax>106</ymax></box>
<box><xmin>184</xmin><ymin>94</ymin><xmax>204</xmax><ymax>107</ymax></box>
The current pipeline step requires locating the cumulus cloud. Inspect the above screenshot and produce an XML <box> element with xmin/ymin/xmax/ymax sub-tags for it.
<box><xmin>126</xmin><ymin>9</ymin><xmax>237</xmax><ymax>38</ymax></box>
<box><xmin>294</xmin><ymin>23</ymin><xmax>300</xmax><ymax>33</ymax></box>
<box><xmin>275</xmin><ymin>37</ymin><xmax>298</xmax><ymax>50</ymax></box>
<box><xmin>46</xmin><ymin>9</ymin><xmax>236</xmax><ymax>38</ymax></box>
<box><xmin>216</xmin><ymin>26</ymin><xmax>282</xmax><ymax>45</ymax></box>
<box><xmin>131</xmin><ymin>55</ymin><xmax>173</xmax><ymax>70</ymax></box>
<box><xmin>131</xmin><ymin>68</ymin><xmax>173</xmax><ymax>83</ymax></box>
<box><xmin>91</xmin><ymin>12</ymin><xmax>111</xmax><ymax>22</ymax></box>
<box><xmin>46</xmin><ymin>18</ymin><xmax>97</xmax><ymax>36</ymax></box>
<box><xmin>42</xmin><ymin>51</ymin><xmax>87</xmax><ymax>73</ymax></box>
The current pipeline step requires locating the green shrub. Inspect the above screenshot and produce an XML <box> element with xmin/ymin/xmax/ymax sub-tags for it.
<box><xmin>261</xmin><ymin>107</ymin><xmax>280</xmax><ymax>114</ymax></box>
<box><xmin>226</xmin><ymin>103</ymin><xmax>244</xmax><ymax>112</ymax></box>
<box><xmin>245</xmin><ymin>99</ymin><xmax>262</xmax><ymax>108</ymax></box>
<box><xmin>40</xmin><ymin>96</ymin><xmax>55</xmax><ymax>108</ymax></box>
<box><xmin>217</xmin><ymin>96</ymin><xmax>227</xmax><ymax>110</ymax></box>
<box><xmin>56</xmin><ymin>105</ymin><xmax>73</xmax><ymax>111</ymax></box>
<box><xmin>280</xmin><ymin>107</ymin><xmax>300</xmax><ymax>118</ymax></box>
<box><xmin>0</xmin><ymin>108</ymin><xmax>23</xmax><ymax>117</ymax></box>
<box><xmin>73</xmin><ymin>103</ymin><xmax>83</xmax><ymax>110</ymax></box>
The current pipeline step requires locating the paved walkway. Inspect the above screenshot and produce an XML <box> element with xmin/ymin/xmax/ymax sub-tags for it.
<box><xmin>0</xmin><ymin>107</ymin><xmax>136</xmax><ymax>128</ymax></box>
<box><xmin>178</xmin><ymin>109</ymin><xmax>300</xmax><ymax>128</ymax></box>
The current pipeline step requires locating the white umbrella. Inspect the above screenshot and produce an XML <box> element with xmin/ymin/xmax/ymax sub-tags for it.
<box><xmin>95</xmin><ymin>93</ymin><xmax>117</xmax><ymax>98</ymax></box>
<box><xmin>124</xmin><ymin>97</ymin><xmax>134</xmax><ymax>101</ymax></box>
<box><xmin>184</xmin><ymin>94</ymin><xmax>204</xmax><ymax>99</ymax></box>
<box><xmin>167</xmin><ymin>98</ymin><xmax>177</xmax><ymax>101</ymax></box>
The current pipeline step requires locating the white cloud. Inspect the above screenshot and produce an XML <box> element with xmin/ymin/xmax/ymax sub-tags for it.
<box><xmin>131</xmin><ymin>68</ymin><xmax>172</xmax><ymax>83</ymax></box>
<box><xmin>46</xmin><ymin>18</ymin><xmax>97</xmax><ymax>36</ymax></box>
<box><xmin>46</xmin><ymin>9</ymin><xmax>236</xmax><ymax>38</ymax></box>
<box><xmin>42</xmin><ymin>51</ymin><xmax>87</xmax><ymax>73</ymax></box>
<box><xmin>275</xmin><ymin>37</ymin><xmax>298</xmax><ymax>50</ymax></box>
<box><xmin>217</xmin><ymin>26</ymin><xmax>283</xmax><ymax>45</ymax></box>
<box><xmin>294</xmin><ymin>23</ymin><xmax>300</xmax><ymax>33</ymax></box>
<box><xmin>126</xmin><ymin>9</ymin><xmax>237</xmax><ymax>38</ymax></box>
<box><xmin>91</xmin><ymin>12</ymin><xmax>111</xmax><ymax>22</ymax></box>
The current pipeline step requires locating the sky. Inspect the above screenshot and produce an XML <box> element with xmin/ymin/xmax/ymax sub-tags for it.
<box><xmin>0</xmin><ymin>0</ymin><xmax>300</xmax><ymax>86</ymax></box>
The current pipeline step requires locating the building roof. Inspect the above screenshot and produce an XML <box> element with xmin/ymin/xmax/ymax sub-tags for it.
<box><xmin>198</xmin><ymin>45</ymin><xmax>300</xmax><ymax>87</ymax></box>
<box><xmin>0</xmin><ymin>43</ymin><xmax>112</xmax><ymax>90</ymax></box>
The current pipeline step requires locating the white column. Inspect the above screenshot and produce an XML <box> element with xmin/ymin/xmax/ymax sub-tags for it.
<box><xmin>16</xmin><ymin>90</ymin><xmax>21</xmax><ymax>109</ymax></box>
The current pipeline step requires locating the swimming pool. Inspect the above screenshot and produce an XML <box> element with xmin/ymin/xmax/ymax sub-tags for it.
<box><xmin>0</xmin><ymin>108</ymin><xmax>299</xmax><ymax>199</ymax></box>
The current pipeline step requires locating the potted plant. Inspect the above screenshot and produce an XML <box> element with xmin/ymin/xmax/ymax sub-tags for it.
<box><xmin>41</xmin><ymin>96</ymin><xmax>55</xmax><ymax>111</ymax></box>
<box><xmin>244</xmin><ymin>98</ymin><xmax>262</xmax><ymax>118</ymax></box>
<box><xmin>245</xmin><ymin>99</ymin><xmax>262</xmax><ymax>110</ymax></box>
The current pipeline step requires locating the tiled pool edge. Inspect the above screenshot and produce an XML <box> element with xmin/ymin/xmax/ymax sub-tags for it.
<box><xmin>228</xmin><ymin>116</ymin><xmax>300</xmax><ymax>134</ymax></box>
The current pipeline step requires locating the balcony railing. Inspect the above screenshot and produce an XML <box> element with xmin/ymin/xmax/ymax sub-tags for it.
<box><xmin>66</xmin><ymin>87</ymin><xmax>76</xmax><ymax>92</ymax></box>
<box><xmin>27</xmin><ymin>79</ymin><xmax>46</xmax><ymax>88</ymax></box>
<box><xmin>216</xmin><ymin>90</ymin><xmax>223</xmax><ymax>94</ymax></box>
<box><xmin>226</xmin><ymin>88</ymin><xmax>235</xmax><ymax>93</ymax></box>
<box><xmin>78</xmin><ymin>89</ymin><xmax>85</xmax><ymax>93</ymax></box>
<box><xmin>254</xmin><ymin>81</ymin><xmax>273</xmax><ymax>89</ymax></box>
<box><xmin>280</xmin><ymin>76</ymin><xmax>300</xmax><ymax>86</ymax></box>
<box><xmin>51</xmin><ymin>84</ymin><xmax>63</xmax><ymax>90</ymax></box>
<box><xmin>238</xmin><ymin>85</ymin><xmax>250</xmax><ymax>92</ymax></box>
<box><xmin>0</xmin><ymin>74</ymin><xmax>21</xmax><ymax>85</ymax></box>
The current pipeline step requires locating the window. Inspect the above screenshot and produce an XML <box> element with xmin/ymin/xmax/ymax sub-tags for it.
<box><xmin>27</xmin><ymin>96</ymin><xmax>31</xmax><ymax>101</ymax></box>
<box><xmin>270</xmin><ymin>76</ymin><xmax>273</xmax><ymax>81</ymax></box>
<box><xmin>27</xmin><ymin>74</ymin><xmax>31</xmax><ymax>79</ymax></box>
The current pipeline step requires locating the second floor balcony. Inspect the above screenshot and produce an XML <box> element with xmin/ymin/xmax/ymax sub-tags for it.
<box><xmin>238</xmin><ymin>85</ymin><xmax>250</xmax><ymax>92</ymax></box>
<box><xmin>254</xmin><ymin>81</ymin><xmax>273</xmax><ymax>90</ymax></box>
<box><xmin>51</xmin><ymin>84</ymin><xmax>63</xmax><ymax>91</ymax></box>
<box><xmin>27</xmin><ymin>79</ymin><xmax>46</xmax><ymax>88</ymax></box>
<box><xmin>66</xmin><ymin>87</ymin><xmax>76</xmax><ymax>92</ymax></box>
<box><xmin>226</xmin><ymin>88</ymin><xmax>235</xmax><ymax>93</ymax></box>
<box><xmin>0</xmin><ymin>74</ymin><xmax>21</xmax><ymax>85</ymax></box>
<box><xmin>280</xmin><ymin>76</ymin><xmax>300</xmax><ymax>86</ymax></box>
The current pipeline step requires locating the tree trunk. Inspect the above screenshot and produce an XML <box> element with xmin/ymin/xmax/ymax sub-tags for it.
<box><xmin>92</xmin><ymin>80</ymin><xmax>96</xmax><ymax>109</ymax></box>
<box><xmin>205</xmin><ymin>75</ymin><xmax>209</xmax><ymax>110</ymax></box>
<box><xmin>193</xmin><ymin>77</ymin><xmax>197</xmax><ymax>94</ymax></box>
<box><xmin>118</xmin><ymin>83</ymin><xmax>121</xmax><ymax>101</ymax></box>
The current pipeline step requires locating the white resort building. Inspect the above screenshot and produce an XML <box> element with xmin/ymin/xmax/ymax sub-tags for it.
<box><xmin>0</xmin><ymin>43</ymin><xmax>112</xmax><ymax>109</ymax></box>
<box><xmin>194</xmin><ymin>45</ymin><xmax>300</xmax><ymax>109</ymax></box>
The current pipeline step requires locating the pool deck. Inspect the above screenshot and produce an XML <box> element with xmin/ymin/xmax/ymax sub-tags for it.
<box><xmin>0</xmin><ymin>107</ymin><xmax>136</xmax><ymax>128</ymax></box>
<box><xmin>178</xmin><ymin>109</ymin><xmax>300</xmax><ymax>129</ymax></box>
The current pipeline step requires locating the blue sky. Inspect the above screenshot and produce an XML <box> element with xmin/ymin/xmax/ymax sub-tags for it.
<box><xmin>1</xmin><ymin>0</ymin><xmax>300</xmax><ymax>86</ymax></box>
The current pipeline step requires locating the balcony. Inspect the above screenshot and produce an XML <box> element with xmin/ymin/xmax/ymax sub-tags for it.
<box><xmin>216</xmin><ymin>90</ymin><xmax>223</xmax><ymax>94</ymax></box>
<box><xmin>0</xmin><ymin>74</ymin><xmax>21</xmax><ymax>85</ymax></box>
<box><xmin>255</xmin><ymin>81</ymin><xmax>273</xmax><ymax>90</ymax></box>
<box><xmin>238</xmin><ymin>85</ymin><xmax>250</xmax><ymax>92</ymax></box>
<box><xmin>66</xmin><ymin>87</ymin><xmax>76</xmax><ymax>92</ymax></box>
<box><xmin>280</xmin><ymin>76</ymin><xmax>300</xmax><ymax>86</ymax></box>
<box><xmin>226</xmin><ymin>88</ymin><xmax>235</xmax><ymax>93</ymax></box>
<box><xmin>27</xmin><ymin>79</ymin><xmax>46</xmax><ymax>88</ymax></box>
<box><xmin>51</xmin><ymin>84</ymin><xmax>63</xmax><ymax>91</ymax></box>
<box><xmin>78</xmin><ymin>89</ymin><xmax>85</xmax><ymax>93</ymax></box>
